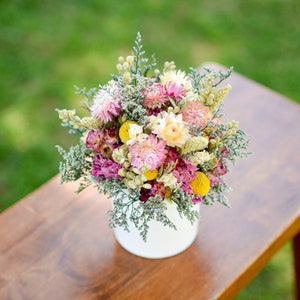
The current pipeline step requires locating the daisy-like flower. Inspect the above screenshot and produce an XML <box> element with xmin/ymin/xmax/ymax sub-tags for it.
<box><xmin>164</xmin><ymin>81</ymin><xmax>186</xmax><ymax>102</ymax></box>
<box><xmin>127</xmin><ymin>123</ymin><xmax>148</xmax><ymax>145</ymax></box>
<box><xmin>160</xmin><ymin>69</ymin><xmax>191</xmax><ymax>90</ymax></box>
<box><xmin>129</xmin><ymin>134</ymin><xmax>167</xmax><ymax>171</ymax></box>
<box><xmin>152</xmin><ymin>112</ymin><xmax>191</xmax><ymax>147</ymax></box>
<box><xmin>181</xmin><ymin>101</ymin><xmax>213</xmax><ymax>128</ymax></box>
<box><xmin>90</xmin><ymin>85</ymin><xmax>121</xmax><ymax>123</ymax></box>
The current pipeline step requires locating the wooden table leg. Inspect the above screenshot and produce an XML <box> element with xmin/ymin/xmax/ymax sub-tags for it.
<box><xmin>294</xmin><ymin>232</ymin><xmax>300</xmax><ymax>300</ymax></box>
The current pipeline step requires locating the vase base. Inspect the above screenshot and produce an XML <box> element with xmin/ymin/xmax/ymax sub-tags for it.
<box><xmin>114</xmin><ymin>202</ymin><xmax>200</xmax><ymax>259</ymax></box>
<box><xmin>114</xmin><ymin>226</ymin><xmax>198</xmax><ymax>259</ymax></box>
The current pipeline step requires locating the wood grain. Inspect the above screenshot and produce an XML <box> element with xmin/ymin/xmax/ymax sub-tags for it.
<box><xmin>0</xmin><ymin>64</ymin><xmax>299</xmax><ymax>299</ymax></box>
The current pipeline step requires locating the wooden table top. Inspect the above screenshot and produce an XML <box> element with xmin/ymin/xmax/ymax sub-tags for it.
<box><xmin>1</xmin><ymin>64</ymin><xmax>300</xmax><ymax>300</ymax></box>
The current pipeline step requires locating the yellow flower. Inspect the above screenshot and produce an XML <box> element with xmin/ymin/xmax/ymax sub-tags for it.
<box><xmin>119</xmin><ymin>120</ymin><xmax>137</xmax><ymax>143</ymax></box>
<box><xmin>144</xmin><ymin>169</ymin><xmax>158</xmax><ymax>181</ymax></box>
<box><xmin>164</xmin><ymin>187</ymin><xmax>172</xmax><ymax>199</ymax></box>
<box><xmin>190</xmin><ymin>171</ymin><xmax>210</xmax><ymax>196</ymax></box>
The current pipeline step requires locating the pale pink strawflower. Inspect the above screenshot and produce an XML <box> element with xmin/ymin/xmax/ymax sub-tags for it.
<box><xmin>160</xmin><ymin>70</ymin><xmax>191</xmax><ymax>89</ymax></box>
<box><xmin>143</xmin><ymin>84</ymin><xmax>165</xmax><ymax>109</ymax></box>
<box><xmin>129</xmin><ymin>134</ymin><xmax>167</xmax><ymax>171</ymax></box>
<box><xmin>164</xmin><ymin>81</ymin><xmax>186</xmax><ymax>101</ymax></box>
<box><xmin>181</xmin><ymin>101</ymin><xmax>212</xmax><ymax>128</ymax></box>
<box><xmin>90</xmin><ymin>88</ymin><xmax>121</xmax><ymax>123</ymax></box>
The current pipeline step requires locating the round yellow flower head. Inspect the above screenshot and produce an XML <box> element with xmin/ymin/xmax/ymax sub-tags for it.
<box><xmin>144</xmin><ymin>169</ymin><xmax>158</xmax><ymax>181</ymax></box>
<box><xmin>190</xmin><ymin>171</ymin><xmax>210</xmax><ymax>196</ymax></box>
<box><xmin>119</xmin><ymin>120</ymin><xmax>137</xmax><ymax>143</ymax></box>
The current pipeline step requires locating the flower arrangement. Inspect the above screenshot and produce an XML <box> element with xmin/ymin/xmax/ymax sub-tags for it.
<box><xmin>56</xmin><ymin>33</ymin><xmax>249</xmax><ymax>241</ymax></box>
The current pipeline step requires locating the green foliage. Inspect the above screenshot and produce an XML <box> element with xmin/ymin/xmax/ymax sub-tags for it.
<box><xmin>98</xmin><ymin>179</ymin><xmax>181</xmax><ymax>241</ymax></box>
<box><xmin>119</xmin><ymin>77</ymin><xmax>150</xmax><ymax>125</ymax></box>
<box><xmin>189</xmin><ymin>66</ymin><xmax>233</xmax><ymax>94</ymax></box>
<box><xmin>131</xmin><ymin>32</ymin><xmax>157</xmax><ymax>77</ymax></box>
<box><xmin>171</xmin><ymin>189</ymin><xmax>200</xmax><ymax>223</ymax></box>
<box><xmin>202</xmin><ymin>181</ymin><xmax>231</xmax><ymax>207</ymax></box>
<box><xmin>56</xmin><ymin>143</ymin><xmax>92</xmax><ymax>184</ymax></box>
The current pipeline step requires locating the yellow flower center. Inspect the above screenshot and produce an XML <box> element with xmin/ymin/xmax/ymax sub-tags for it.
<box><xmin>190</xmin><ymin>171</ymin><xmax>210</xmax><ymax>196</ymax></box>
<box><xmin>119</xmin><ymin>120</ymin><xmax>137</xmax><ymax>143</ymax></box>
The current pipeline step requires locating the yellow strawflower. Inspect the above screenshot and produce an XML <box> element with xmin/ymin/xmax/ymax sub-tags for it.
<box><xmin>144</xmin><ymin>169</ymin><xmax>159</xmax><ymax>181</ymax></box>
<box><xmin>190</xmin><ymin>171</ymin><xmax>210</xmax><ymax>196</ymax></box>
<box><xmin>119</xmin><ymin>120</ymin><xmax>137</xmax><ymax>143</ymax></box>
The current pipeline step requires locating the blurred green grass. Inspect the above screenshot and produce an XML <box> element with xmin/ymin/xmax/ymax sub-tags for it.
<box><xmin>1</xmin><ymin>0</ymin><xmax>299</xmax><ymax>298</ymax></box>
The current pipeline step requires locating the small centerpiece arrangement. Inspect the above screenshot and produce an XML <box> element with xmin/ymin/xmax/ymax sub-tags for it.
<box><xmin>56</xmin><ymin>33</ymin><xmax>249</xmax><ymax>258</ymax></box>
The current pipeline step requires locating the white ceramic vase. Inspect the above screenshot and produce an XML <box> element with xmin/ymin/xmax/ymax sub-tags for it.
<box><xmin>114</xmin><ymin>200</ymin><xmax>200</xmax><ymax>259</ymax></box>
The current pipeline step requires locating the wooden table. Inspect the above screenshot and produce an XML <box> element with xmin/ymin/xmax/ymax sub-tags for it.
<box><xmin>0</xmin><ymin>64</ymin><xmax>300</xmax><ymax>300</ymax></box>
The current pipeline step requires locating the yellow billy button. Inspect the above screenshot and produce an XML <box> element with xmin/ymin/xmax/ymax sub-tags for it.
<box><xmin>190</xmin><ymin>171</ymin><xmax>210</xmax><ymax>196</ymax></box>
<box><xmin>144</xmin><ymin>169</ymin><xmax>158</xmax><ymax>181</ymax></box>
<box><xmin>119</xmin><ymin>120</ymin><xmax>137</xmax><ymax>143</ymax></box>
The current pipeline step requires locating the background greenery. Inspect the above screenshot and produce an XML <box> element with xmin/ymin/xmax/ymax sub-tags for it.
<box><xmin>1</xmin><ymin>0</ymin><xmax>299</xmax><ymax>298</ymax></box>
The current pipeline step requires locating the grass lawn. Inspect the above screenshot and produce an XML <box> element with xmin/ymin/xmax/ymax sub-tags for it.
<box><xmin>1</xmin><ymin>0</ymin><xmax>299</xmax><ymax>298</ymax></box>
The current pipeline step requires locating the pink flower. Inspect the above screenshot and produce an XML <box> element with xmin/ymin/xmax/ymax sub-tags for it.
<box><xmin>140</xmin><ymin>182</ymin><xmax>166</xmax><ymax>202</ymax></box>
<box><xmin>86</xmin><ymin>130</ymin><xmax>103</xmax><ymax>152</ymax></box>
<box><xmin>192</xmin><ymin>195</ymin><xmax>203</xmax><ymax>204</ymax></box>
<box><xmin>220</xmin><ymin>146</ymin><xmax>230</xmax><ymax>158</ymax></box>
<box><xmin>143</xmin><ymin>84</ymin><xmax>165</xmax><ymax>109</ymax></box>
<box><xmin>129</xmin><ymin>134</ymin><xmax>167</xmax><ymax>171</ymax></box>
<box><xmin>213</xmin><ymin>160</ymin><xmax>227</xmax><ymax>176</ymax></box>
<box><xmin>86</xmin><ymin>127</ymin><xmax>119</xmax><ymax>158</ymax></box>
<box><xmin>92</xmin><ymin>154</ymin><xmax>122</xmax><ymax>181</ymax></box>
<box><xmin>181</xmin><ymin>101</ymin><xmax>212</xmax><ymax>128</ymax></box>
<box><xmin>164</xmin><ymin>81</ymin><xmax>186</xmax><ymax>101</ymax></box>
<box><xmin>172</xmin><ymin>158</ymin><xmax>197</xmax><ymax>193</ymax></box>
<box><xmin>90</xmin><ymin>88</ymin><xmax>121</xmax><ymax>123</ymax></box>
<box><xmin>208</xmin><ymin>174</ymin><xmax>223</xmax><ymax>187</ymax></box>
<box><xmin>163</xmin><ymin>147</ymin><xmax>180</xmax><ymax>166</ymax></box>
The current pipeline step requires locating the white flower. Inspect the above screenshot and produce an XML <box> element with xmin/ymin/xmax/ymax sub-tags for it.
<box><xmin>160</xmin><ymin>70</ymin><xmax>192</xmax><ymax>90</ymax></box>
<box><xmin>152</xmin><ymin>112</ymin><xmax>191</xmax><ymax>147</ymax></box>
<box><xmin>188</xmin><ymin>150</ymin><xmax>214</xmax><ymax>166</ymax></box>
<box><xmin>157</xmin><ymin>173</ymin><xmax>180</xmax><ymax>189</ymax></box>
<box><xmin>127</xmin><ymin>124</ymin><xmax>148</xmax><ymax>145</ymax></box>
